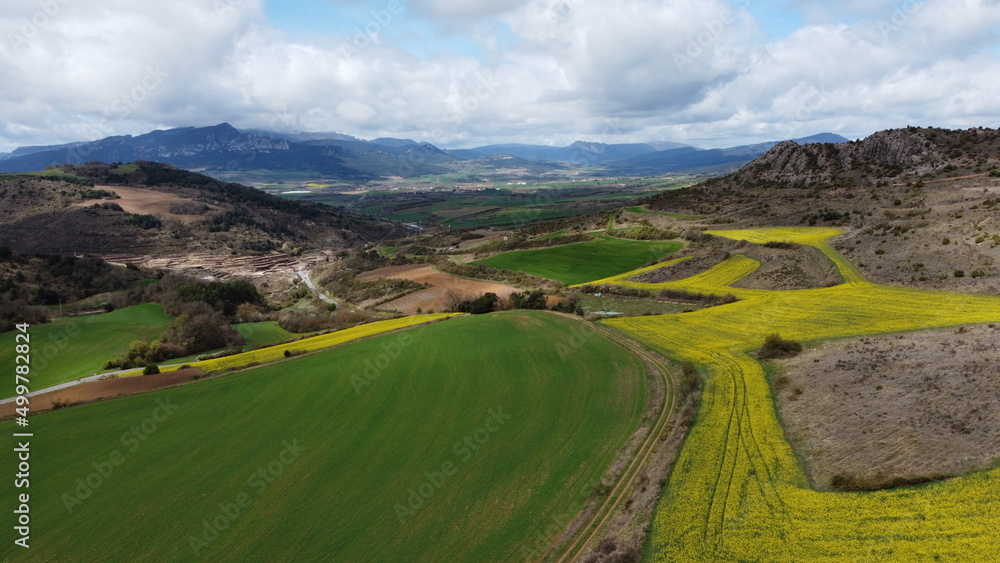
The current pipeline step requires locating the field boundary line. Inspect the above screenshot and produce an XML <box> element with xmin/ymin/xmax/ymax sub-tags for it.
<box><xmin>534</xmin><ymin>314</ymin><xmax>679</xmax><ymax>563</ymax></box>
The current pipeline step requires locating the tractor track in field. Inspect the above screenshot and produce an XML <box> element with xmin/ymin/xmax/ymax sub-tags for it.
<box><xmin>534</xmin><ymin>315</ymin><xmax>679</xmax><ymax>563</ymax></box>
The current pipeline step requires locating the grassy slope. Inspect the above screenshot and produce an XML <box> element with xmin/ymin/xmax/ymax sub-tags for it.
<box><xmin>578</xmin><ymin>294</ymin><xmax>698</xmax><ymax>316</ymax></box>
<box><xmin>1</xmin><ymin>312</ymin><xmax>646</xmax><ymax>562</ymax></box>
<box><xmin>0</xmin><ymin>304</ymin><xmax>173</xmax><ymax>389</ymax></box>
<box><xmin>233</xmin><ymin>321</ymin><xmax>296</xmax><ymax>348</ymax></box>
<box><xmin>473</xmin><ymin>236</ymin><xmax>683</xmax><ymax>286</ymax></box>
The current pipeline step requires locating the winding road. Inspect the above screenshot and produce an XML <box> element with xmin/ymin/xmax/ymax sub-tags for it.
<box><xmin>296</xmin><ymin>270</ymin><xmax>358</xmax><ymax>312</ymax></box>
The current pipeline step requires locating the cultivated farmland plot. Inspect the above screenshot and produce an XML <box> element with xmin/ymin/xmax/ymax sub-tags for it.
<box><xmin>0</xmin><ymin>304</ymin><xmax>173</xmax><ymax>389</ymax></box>
<box><xmin>1</xmin><ymin>312</ymin><xmax>647</xmax><ymax>561</ymax></box>
<box><xmin>473</xmin><ymin>234</ymin><xmax>683</xmax><ymax>286</ymax></box>
<box><xmin>601</xmin><ymin>227</ymin><xmax>1000</xmax><ymax>561</ymax></box>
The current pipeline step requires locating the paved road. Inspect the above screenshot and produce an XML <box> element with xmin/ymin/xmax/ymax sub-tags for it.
<box><xmin>0</xmin><ymin>368</ymin><xmax>134</xmax><ymax>404</ymax></box>
<box><xmin>3</xmin><ymin>272</ymin><xmax>346</xmax><ymax>405</ymax></box>
<box><xmin>296</xmin><ymin>270</ymin><xmax>358</xmax><ymax>312</ymax></box>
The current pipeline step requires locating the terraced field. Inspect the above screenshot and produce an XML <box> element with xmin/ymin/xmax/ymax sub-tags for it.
<box><xmin>600</xmin><ymin>227</ymin><xmax>1000</xmax><ymax>561</ymax></box>
<box><xmin>705</xmin><ymin>227</ymin><xmax>865</xmax><ymax>284</ymax></box>
<box><xmin>1</xmin><ymin>312</ymin><xmax>648</xmax><ymax>562</ymax></box>
<box><xmin>473</xmin><ymin>234</ymin><xmax>683</xmax><ymax>286</ymax></box>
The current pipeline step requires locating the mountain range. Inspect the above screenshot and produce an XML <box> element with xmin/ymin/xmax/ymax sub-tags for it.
<box><xmin>0</xmin><ymin>123</ymin><xmax>849</xmax><ymax>180</ymax></box>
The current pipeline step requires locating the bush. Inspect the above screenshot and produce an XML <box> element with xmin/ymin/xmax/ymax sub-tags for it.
<box><xmin>127</xmin><ymin>213</ymin><xmax>162</xmax><ymax>230</ymax></box>
<box><xmin>457</xmin><ymin>292</ymin><xmax>499</xmax><ymax>315</ymax></box>
<box><xmin>550</xmin><ymin>292</ymin><xmax>583</xmax><ymax>316</ymax></box>
<box><xmin>104</xmin><ymin>339</ymin><xmax>162</xmax><ymax>370</ymax></box>
<box><xmin>509</xmin><ymin>289</ymin><xmax>548</xmax><ymax>310</ymax></box>
<box><xmin>763</xmin><ymin>241</ymin><xmax>796</xmax><ymax>249</ymax></box>
<box><xmin>757</xmin><ymin>333</ymin><xmax>803</xmax><ymax>360</ymax></box>
<box><xmin>168</xmin><ymin>201</ymin><xmax>209</xmax><ymax>215</ymax></box>
<box><xmin>680</xmin><ymin>361</ymin><xmax>701</xmax><ymax>397</ymax></box>
<box><xmin>610</xmin><ymin>226</ymin><xmax>678</xmax><ymax>240</ymax></box>
<box><xmin>143</xmin><ymin>364</ymin><xmax>160</xmax><ymax>375</ymax></box>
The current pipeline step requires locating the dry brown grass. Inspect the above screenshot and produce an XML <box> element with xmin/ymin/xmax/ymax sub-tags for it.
<box><xmin>355</xmin><ymin>264</ymin><xmax>519</xmax><ymax>314</ymax></box>
<box><xmin>77</xmin><ymin>185</ymin><xmax>221</xmax><ymax>222</ymax></box>
<box><xmin>774</xmin><ymin>323</ymin><xmax>1000</xmax><ymax>491</ymax></box>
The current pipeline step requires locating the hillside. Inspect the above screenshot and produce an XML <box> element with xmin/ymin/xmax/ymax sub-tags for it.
<box><xmin>642</xmin><ymin>126</ymin><xmax>1000</xmax><ymax>293</ymax></box>
<box><xmin>0</xmin><ymin>162</ymin><xmax>400</xmax><ymax>256</ymax></box>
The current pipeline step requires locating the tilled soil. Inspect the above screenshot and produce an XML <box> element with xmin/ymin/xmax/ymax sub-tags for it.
<box><xmin>82</xmin><ymin>185</ymin><xmax>222</xmax><ymax>223</ymax></box>
<box><xmin>356</xmin><ymin>264</ymin><xmax>520</xmax><ymax>314</ymax></box>
<box><xmin>0</xmin><ymin>368</ymin><xmax>204</xmax><ymax>417</ymax></box>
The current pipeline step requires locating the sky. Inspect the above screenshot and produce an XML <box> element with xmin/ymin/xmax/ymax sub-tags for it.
<box><xmin>1</xmin><ymin>0</ymin><xmax>999</xmax><ymax>152</ymax></box>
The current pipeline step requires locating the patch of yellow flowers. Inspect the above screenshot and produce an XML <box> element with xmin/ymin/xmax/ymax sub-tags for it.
<box><xmin>603</xmin><ymin>227</ymin><xmax>1000</xmax><ymax>561</ymax></box>
<box><xmin>122</xmin><ymin>314</ymin><xmax>459</xmax><ymax>377</ymax></box>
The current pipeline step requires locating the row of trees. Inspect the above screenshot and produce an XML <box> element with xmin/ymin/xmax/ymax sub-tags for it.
<box><xmin>446</xmin><ymin>289</ymin><xmax>582</xmax><ymax>316</ymax></box>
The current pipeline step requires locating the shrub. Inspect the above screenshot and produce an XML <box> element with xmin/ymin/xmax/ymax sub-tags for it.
<box><xmin>127</xmin><ymin>213</ymin><xmax>162</xmax><ymax>230</ymax></box>
<box><xmin>680</xmin><ymin>361</ymin><xmax>701</xmax><ymax>397</ymax></box>
<box><xmin>168</xmin><ymin>201</ymin><xmax>209</xmax><ymax>215</ymax></box>
<box><xmin>457</xmin><ymin>292</ymin><xmax>499</xmax><ymax>315</ymax></box>
<box><xmin>143</xmin><ymin>364</ymin><xmax>160</xmax><ymax>375</ymax></box>
<box><xmin>757</xmin><ymin>333</ymin><xmax>803</xmax><ymax>360</ymax></box>
<box><xmin>509</xmin><ymin>289</ymin><xmax>548</xmax><ymax>310</ymax></box>
<box><xmin>763</xmin><ymin>241</ymin><xmax>796</xmax><ymax>249</ymax></box>
<box><xmin>611</xmin><ymin>226</ymin><xmax>679</xmax><ymax>240</ymax></box>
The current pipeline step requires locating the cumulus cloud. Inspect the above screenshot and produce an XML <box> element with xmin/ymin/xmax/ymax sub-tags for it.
<box><xmin>409</xmin><ymin>0</ymin><xmax>530</xmax><ymax>21</ymax></box>
<box><xmin>0</xmin><ymin>0</ymin><xmax>999</xmax><ymax>152</ymax></box>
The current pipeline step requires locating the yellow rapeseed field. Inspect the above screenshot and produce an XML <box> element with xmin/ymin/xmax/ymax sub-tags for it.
<box><xmin>604</xmin><ymin>227</ymin><xmax>1000</xmax><ymax>561</ymax></box>
<box><xmin>122</xmin><ymin>313</ymin><xmax>459</xmax><ymax>376</ymax></box>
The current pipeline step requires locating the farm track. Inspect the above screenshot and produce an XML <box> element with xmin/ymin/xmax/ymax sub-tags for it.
<box><xmin>536</xmin><ymin>314</ymin><xmax>678</xmax><ymax>563</ymax></box>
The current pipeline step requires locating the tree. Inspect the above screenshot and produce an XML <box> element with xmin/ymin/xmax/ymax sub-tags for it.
<box><xmin>510</xmin><ymin>289</ymin><xmax>548</xmax><ymax>310</ymax></box>
<box><xmin>457</xmin><ymin>292</ymin><xmax>498</xmax><ymax>314</ymax></box>
<box><xmin>236</xmin><ymin>302</ymin><xmax>262</xmax><ymax>323</ymax></box>
<box><xmin>444</xmin><ymin>288</ymin><xmax>466</xmax><ymax>312</ymax></box>
<box><xmin>159</xmin><ymin>301</ymin><xmax>245</xmax><ymax>354</ymax></box>
<box><xmin>176</xmin><ymin>279</ymin><xmax>263</xmax><ymax>316</ymax></box>
<box><xmin>143</xmin><ymin>364</ymin><xmax>160</xmax><ymax>375</ymax></box>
